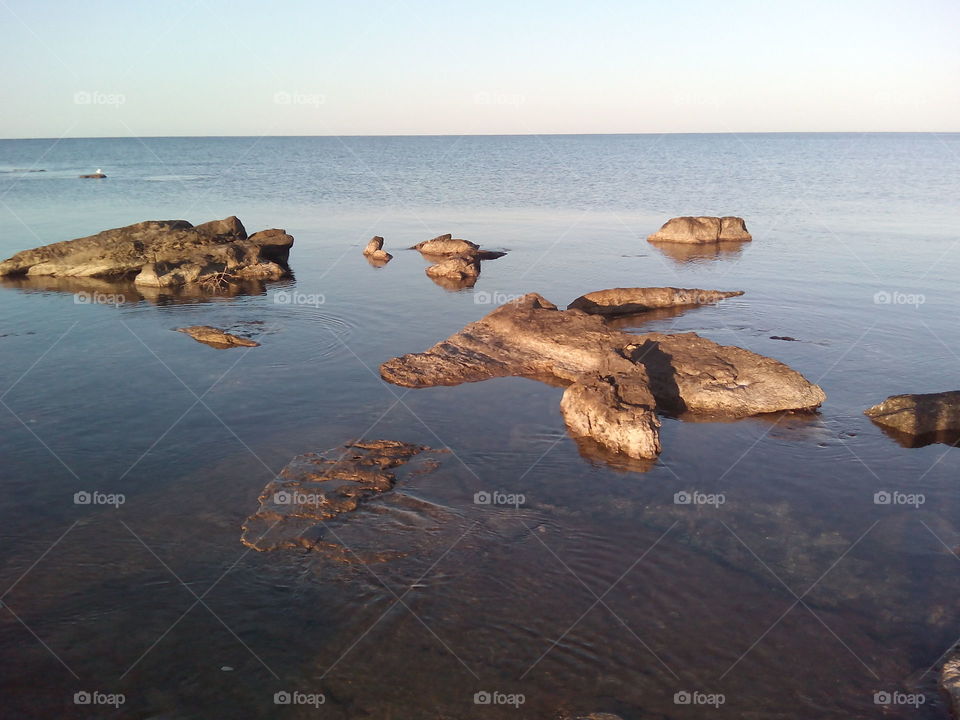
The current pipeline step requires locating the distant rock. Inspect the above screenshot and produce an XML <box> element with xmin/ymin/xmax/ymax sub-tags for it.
<box><xmin>0</xmin><ymin>217</ymin><xmax>293</xmax><ymax>289</ymax></box>
<box><xmin>362</xmin><ymin>236</ymin><xmax>393</xmax><ymax>264</ymax></box>
<box><xmin>865</xmin><ymin>391</ymin><xmax>960</xmax><ymax>436</ymax></box>
<box><xmin>79</xmin><ymin>172</ymin><xmax>106</xmax><ymax>179</ymax></box>
<box><xmin>176</xmin><ymin>326</ymin><xmax>260</xmax><ymax>349</ymax></box>
<box><xmin>380</xmin><ymin>293</ymin><xmax>825</xmax><ymax>460</ymax></box>
<box><xmin>647</xmin><ymin>216</ymin><xmax>752</xmax><ymax>244</ymax></box>
<box><xmin>568</xmin><ymin>287</ymin><xmax>744</xmax><ymax>317</ymax></box>
<box><xmin>241</xmin><ymin>440</ymin><xmax>445</xmax><ymax>551</ymax></box>
<box><xmin>411</xmin><ymin>234</ymin><xmax>480</xmax><ymax>257</ymax></box>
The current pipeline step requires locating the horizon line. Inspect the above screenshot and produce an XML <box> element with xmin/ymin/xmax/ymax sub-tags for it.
<box><xmin>2</xmin><ymin>130</ymin><xmax>958</xmax><ymax>142</ymax></box>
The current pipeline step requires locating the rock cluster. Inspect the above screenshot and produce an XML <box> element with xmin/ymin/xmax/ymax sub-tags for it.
<box><xmin>0</xmin><ymin>216</ymin><xmax>293</xmax><ymax>289</ymax></box>
<box><xmin>381</xmin><ymin>292</ymin><xmax>825</xmax><ymax>459</ymax></box>
<box><xmin>362</xmin><ymin>236</ymin><xmax>393</xmax><ymax>265</ymax></box>
<box><xmin>411</xmin><ymin>233</ymin><xmax>506</xmax><ymax>288</ymax></box>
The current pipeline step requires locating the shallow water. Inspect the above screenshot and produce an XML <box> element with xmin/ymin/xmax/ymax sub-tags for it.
<box><xmin>1</xmin><ymin>133</ymin><xmax>960</xmax><ymax>719</ymax></box>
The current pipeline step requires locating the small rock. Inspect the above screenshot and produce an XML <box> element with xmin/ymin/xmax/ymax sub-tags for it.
<box><xmin>647</xmin><ymin>216</ymin><xmax>752</xmax><ymax>244</ymax></box>
<box><xmin>568</xmin><ymin>287</ymin><xmax>743</xmax><ymax>317</ymax></box>
<box><xmin>425</xmin><ymin>255</ymin><xmax>480</xmax><ymax>280</ymax></box>
<box><xmin>176</xmin><ymin>326</ymin><xmax>260</xmax><ymax>349</ymax></box>
<box><xmin>411</xmin><ymin>234</ymin><xmax>480</xmax><ymax>256</ymax></box>
<box><xmin>865</xmin><ymin>391</ymin><xmax>960</xmax><ymax>436</ymax></box>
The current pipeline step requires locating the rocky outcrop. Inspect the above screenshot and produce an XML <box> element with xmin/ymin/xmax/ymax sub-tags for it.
<box><xmin>568</xmin><ymin>287</ymin><xmax>744</xmax><ymax>316</ymax></box>
<box><xmin>362</xmin><ymin>236</ymin><xmax>393</xmax><ymax>264</ymax></box>
<box><xmin>941</xmin><ymin>650</ymin><xmax>960</xmax><ymax>718</ymax></box>
<box><xmin>176</xmin><ymin>326</ymin><xmax>260</xmax><ymax>349</ymax></box>
<box><xmin>647</xmin><ymin>216</ymin><xmax>752</xmax><ymax>244</ymax></box>
<box><xmin>380</xmin><ymin>293</ymin><xmax>825</xmax><ymax>459</ymax></box>
<box><xmin>865</xmin><ymin>391</ymin><xmax>960</xmax><ymax>436</ymax></box>
<box><xmin>412</xmin><ymin>233</ymin><xmax>506</xmax><ymax>287</ymax></box>
<box><xmin>0</xmin><ymin>217</ymin><xmax>293</xmax><ymax>289</ymax></box>
<box><xmin>241</xmin><ymin>440</ymin><xmax>444</xmax><ymax>551</ymax></box>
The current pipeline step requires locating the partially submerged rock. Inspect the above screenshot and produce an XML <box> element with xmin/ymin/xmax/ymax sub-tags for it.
<box><xmin>380</xmin><ymin>293</ymin><xmax>825</xmax><ymax>460</ymax></box>
<box><xmin>362</xmin><ymin>236</ymin><xmax>393</xmax><ymax>264</ymax></box>
<box><xmin>425</xmin><ymin>255</ymin><xmax>480</xmax><ymax>281</ymax></box>
<box><xmin>568</xmin><ymin>287</ymin><xmax>744</xmax><ymax>317</ymax></box>
<box><xmin>941</xmin><ymin>650</ymin><xmax>960</xmax><ymax>718</ymax></box>
<box><xmin>411</xmin><ymin>234</ymin><xmax>480</xmax><ymax>257</ymax></box>
<box><xmin>79</xmin><ymin>172</ymin><xmax>106</xmax><ymax>179</ymax></box>
<box><xmin>865</xmin><ymin>391</ymin><xmax>960</xmax><ymax>437</ymax></box>
<box><xmin>647</xmin><ymin>216</ymin><xmax>752</xmax><ymax>244</ymax></box>
<box><xmin>176</xmin><ymin>326</ymin><xmax>260</xmax><ymax>349</ymax></box>
<box><xmin>0</xmin><ymin>217</ymin><xmax>293</xmax><ymax>289</ymax></box>
<box><xmin>241</xmin><ymin>440</ymin><xmax>444</xmax><ymax>551</ymax></box>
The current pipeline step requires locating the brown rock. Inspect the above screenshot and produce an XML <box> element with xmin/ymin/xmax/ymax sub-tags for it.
<box><xmin>941</xmin><ymin>650</ymin><xmax>960</xmax><ymax>718</ymax></box>
<box><xmin>568</xmin><ymin>287</ymin><xmax>744</xmax><ymax>316</ymax></box>
<box><xmin>865</xmin><ymin>391</ymin><xmax>960</xmax><ymax>436</ymax></box>
<box><xmin>0</xmin><ymin>218</ymin><xmax>293</xmax><ymax>289</ymax></box>
<box><xmin>647</xmin><ymin>216</ymin><xmax>752</xmax><ymax>244</ymax></box>
<box><xmin>411</xmin><ymin>234</ymin><xmax>480</xmax><ymax>256</ymax></box>
<box><xmin>176</xmin><ymin>326</ymin><xmax>260</xmax><ymax>349</ymax></box>
<box><xmin>380</xmin><ymin>293</ymin><xmax>824</xmax><ymax>459</ymax></box>
<box><xmin>241</xmin><ymin>440</ymin><xmax>444</xmax><ymax>551</ymax></box>
<box><xmin>79</xmin><ymin>173</ymin><xmax>106</xmax><ymax>179</ymax></box>
<box><xmin>425</xmin><ymin>255</ymin><xmax>480</xmax><ymax>281</ymax></box>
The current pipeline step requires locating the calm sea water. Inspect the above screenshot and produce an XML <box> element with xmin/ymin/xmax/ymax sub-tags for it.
<box><xmin>1</xmin><ymin>134</ymin><xmax>959</xmax><ymax>719</ymax></box>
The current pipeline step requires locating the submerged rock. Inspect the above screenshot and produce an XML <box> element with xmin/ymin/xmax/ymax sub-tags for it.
<box><xmin>865</xmin><ymin>391</ymin><xmax>960</xmax><ymax>436</ymax></box>
<box><xmin>0</xmin><ymin>217</ymin><xmax>293</xmax><ymax>289</ymax></box>
<box><xmin>647</xmin><ymin>216</ymin><xmax>752</xmax><ymax>244</ymax></box>
<box><xmin>568</xmin><ymin>287</ymin><xmax>744</xmax><ymax>317</ymax></box>
<box><xmin>241</xmin><ymin>440</ymin><xmax>445</xmax><ymax>551</ymax></box>
<box><xmin>176</xmin><ymin>326</ymin><xmax>260</xmax><ymax>349</ymax></box>
<box><xmin>362</xmin><ymin>236</ymin><xmax>393</xmax><ymax>264</ymax></box>
<box><xmin>380</xmin><ymin>293</ymin><xmax>824</xmax><ymax>459</ymax></box>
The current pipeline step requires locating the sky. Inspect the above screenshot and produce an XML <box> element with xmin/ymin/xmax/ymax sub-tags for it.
<box><xmin>1</xmin><ymin>0</ymin><xmax>957</xmax><ymax>138</ymax></box>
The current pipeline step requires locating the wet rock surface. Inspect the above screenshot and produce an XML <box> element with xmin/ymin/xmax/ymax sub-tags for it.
<box><xmin>568</xmin><ymin>286</ymin><xmax>744</xmax><ymax>316</ymax></box>
<box><xmin>941</xmin><ymin>650</ymin><xmax>960</xmax><ymax>717</ymax></box>
<box><xmin>0</xmin><ymin>216</ymin><xmax>293</xmax><ymax>289</ymax></box>
<box><xmin>241</xmin><ymin>440</ymin><xmax>446</xmax><ymax>551</ymax></box>
<box><xmin>176</xmin><ymin>325</ymin><xmax>260</xmax><ymax>349</ymax></box>
<box><xmin>380</xmin><ymin>293</ymin><xmax>824</xmax><ymax>459</ymax></box>
<box><xmin>362</xmin><ymin>235</ymin><xmax>393</xmax><ymax>264</ymax></box>
<box><xmin>647</xmin><ymin>216</ymin><xmax>752</xmax><ymax>244</ymax></box>
<box><xmin>865</xmin><ymin>391</ymin><xmax>960</xmax><ymax>439</ymax></box>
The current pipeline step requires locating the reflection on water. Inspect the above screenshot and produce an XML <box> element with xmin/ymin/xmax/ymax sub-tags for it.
<box><xmin>2</xmin><ymin>134</ymin><xmax>960</xmax><ymax>719</ymax></box>
<box><xmin>648</xmin><ymin>240</ymin><xmax>749</xmax><ymax>265</ymax></box>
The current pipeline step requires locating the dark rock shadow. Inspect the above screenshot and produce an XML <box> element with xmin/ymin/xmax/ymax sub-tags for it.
<box><xmin>623</xmin><ymin>339</ymin><xmax>685</xmax><ymax>415</ymax></box>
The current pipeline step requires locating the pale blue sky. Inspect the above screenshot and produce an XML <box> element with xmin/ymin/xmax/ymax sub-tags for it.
<box><xmin>1</xmin><ymin>0</ymin><xmax>957</xmax><ymax>138</ymax></box>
